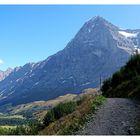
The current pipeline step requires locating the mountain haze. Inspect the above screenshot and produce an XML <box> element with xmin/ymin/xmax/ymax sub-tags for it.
<box><xmin>0</xmin><ymin>16</ymin><xmax>140</xmax><ymax>105</ymax></box>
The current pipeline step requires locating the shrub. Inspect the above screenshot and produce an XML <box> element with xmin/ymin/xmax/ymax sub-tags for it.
<box><xmin>43</xmin><ymin>110</ymin><xmax>55</xmax><ymax>126</ymax></box>
<box><xmin>101</xmin><ymin>78</ymin><xmax>111</xmax><ymax>94</ymax></box>
<box><xmin>43</xmin><ymin>101</ymin><xmax>77</xmax><ymax>126</ymax></box>
<box><xmin>54</xmin><ymin>101</ymin><xmax>77</xmax><ymax>119</ymax></box>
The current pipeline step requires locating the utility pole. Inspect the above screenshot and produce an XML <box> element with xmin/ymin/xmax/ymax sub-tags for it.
<box><xmin>135</xmin><ymin>49</ymin><xmax>138</xmax><ymax>54</ymax></box>
<box><xmin>99</xmin><ymin>75</ymin><xmax>102</xmax><ymax>90</ymax></box>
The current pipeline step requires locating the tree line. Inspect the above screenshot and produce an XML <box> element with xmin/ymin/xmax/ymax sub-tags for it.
<box><xmin>102</xmin><ymin>54</ymin><xmax>140</xmax><ymax>99</ymax></box>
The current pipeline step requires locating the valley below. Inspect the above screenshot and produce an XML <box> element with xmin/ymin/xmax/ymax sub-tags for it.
<box><xmin>0</xmin><ymin>93</ymin><xmax>78</xmax><ymax>126</ymax></box>
<box><xmin>1</xmin><ymin>96</ymin><xmax>140</xmax><ymax>135</ymax></box>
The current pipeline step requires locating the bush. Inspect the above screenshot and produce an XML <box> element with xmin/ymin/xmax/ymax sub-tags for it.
<box><xmin>43</xmin><ymin>110</ymin><xmax>55</xmax><ymax>126</ymax></box>
<box><xmin>101</xmin><ymin>78</ymin><xmax>111</xmax><ymax>94</ymax></box>
<box><xmin>54</xmin><ymin>101</ymin><xmax>77</xmax><ymax>119</ymax></box>
<box><xmin>43</xmin><ymin>101</ymin><xmax>77</xmax><ymax>126</ymax></box>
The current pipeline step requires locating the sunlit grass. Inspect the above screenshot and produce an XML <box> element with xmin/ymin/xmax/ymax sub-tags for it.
<box><xmin>0</xmin><ymin>115</ymin><xmax>25</xmax><ymax>119</ymax></box>
<box><xmin>0</xmin><ymin>125</ymin><xmax>17</xmax><ymax>129</ymax></box>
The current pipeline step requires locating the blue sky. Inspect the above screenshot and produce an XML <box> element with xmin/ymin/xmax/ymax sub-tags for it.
<box><xmin>0</xmin><ymin>5</ymin><xmax>140</xmax><ymax>70</ymax></box>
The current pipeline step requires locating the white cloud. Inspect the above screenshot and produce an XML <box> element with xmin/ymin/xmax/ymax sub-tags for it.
<box><xmin>0</xmin><ymin>59</ymin><xmax>4</xmax><ymax>64</ymax></box>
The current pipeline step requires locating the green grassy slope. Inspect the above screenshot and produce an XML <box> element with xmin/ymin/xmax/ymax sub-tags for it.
<box><xmin>102</xmin><ymin>54</ymin><xmax>140</xmax><ymax>99</ymax></box>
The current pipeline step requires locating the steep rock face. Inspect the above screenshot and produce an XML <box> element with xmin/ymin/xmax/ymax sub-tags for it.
<box><xmin>0</xmin><ymin>16</ymin><xmax>140</xmax><ymax>105</ymax></box>
<box><xmin>0</xmin><ymin>68</ymin><xmax>13</xmax><ymax>81</ymax></box>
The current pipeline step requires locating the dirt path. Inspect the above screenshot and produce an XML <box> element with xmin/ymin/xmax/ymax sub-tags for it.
<box><xmin>76</xmin><ymin>98</ymin><xmax>140</xmax><ymax>135</ymax></box>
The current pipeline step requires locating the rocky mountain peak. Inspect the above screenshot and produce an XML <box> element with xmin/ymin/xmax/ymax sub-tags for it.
<box><xmin>90</xmin><ymin>16</ymin><xmax>108</xmax><ymax>23</ymax></box>
<box><xmin>72</xmin><ymin>16</ymin><xmax>119</xmax><ymax>46</ymax></box>
<box><xmin>0</xmin><ymin>17</ymin><xmax>140</xmax><ymax>105</ymax></box>
<box><xmin>0</xmin><ymin>68</ymin><xmax>13</xmax><ymax>81</ymax></box>
<box><xmin>88</xmin><ymin>16</ymin><xmax>118</xmax><ymax>31</ymax></box>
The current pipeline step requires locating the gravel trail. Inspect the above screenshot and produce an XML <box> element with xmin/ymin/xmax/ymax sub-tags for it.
<box><xmin>77</xmin><ymin>98</ymin><xmax>140</xmax><ymax>135</ymax></box>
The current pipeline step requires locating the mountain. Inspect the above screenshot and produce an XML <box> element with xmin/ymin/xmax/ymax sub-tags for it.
<box><xmin>0</xmin><ymin>16</ymin><xmax>140</xmax><ymax>105</ymax></box>
<box><xmin>0</xmin><ymin>68</ymin><xmax>13</xmax><ymax>81</ymax></box>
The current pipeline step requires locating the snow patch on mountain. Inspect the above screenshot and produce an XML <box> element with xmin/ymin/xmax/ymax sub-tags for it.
<box><xmin>117</xmin><ymin>45</ymin><xmax>133</xmax><ymax>54</ymax></box>
<box><xmin>8</xmin><ymin>90</ymin><xmax>15</xmax><ymax>96</ymax></box>
<box><xmin>34</xmin><ymin>82</ymin><xmax>39</xmax><ymax>86</ymax></box>
<box><xmin>93</xmin><ymin>50</ymin><xmax>102</xmax><ymax>57</ymax></box>
<box><xmin>118</xmin><ymin>31</ymin><xmax>137</xmax><ymax>38</ymax></box>
<box><xmin>81</xmin><ymin>82</ymin><xmax>91</xmax><ymax>86</ymax></box>
<box><xmin>0</xmin><ymin>89</ymin><xmax>6</xmax><ymax>95</ymax></box>
<box><xmin>61</xmin><ymin>80</ymin><xmax>66</xmax><ymax>84</ymax></box>
<box><xmin>88</xmin><ymin>29</ymin><xmax>91</xmax><ymax>33</ymax></box>
<box><xmin>68</xmin><ymin>76</ymin><xmax>73</xmax><ymax>79</ymax></box>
